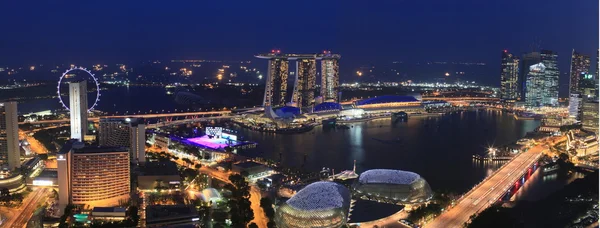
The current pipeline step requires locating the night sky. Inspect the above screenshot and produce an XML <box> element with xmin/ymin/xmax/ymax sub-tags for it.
<box><xmin>0</xmin><ymin>0</ymin><xmax>598</xmax><ymax>87</ymax></box>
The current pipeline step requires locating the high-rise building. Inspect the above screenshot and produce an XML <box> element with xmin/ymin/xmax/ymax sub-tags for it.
<box><xmin>540</xmin><ymin>50</ymin><xmax>559</xmax><ymax>106</ymax></box>
<box><xmin>579</xmin><ymin>73</ymin><xmax>597</xmax><ymax>99</ymax></box>
<box><xmin>99</xmin><ymin>118</ymin><xmax>146</xmax><ymax>164</ymax></box>
<box><xmin>525</xmin><ymin>63</ymin><xmax>546</xmax><ymax>107</ymax></box>
<box><xmin>256</xmin><ymin>52</ymin><xmax>341</xmax><ymax>110</ymax></box>
<box><xmin>130</xmin><ymin>121</ymin><xmax>146</xmax><ymax>164</ymax></box>
<box><xmin>500</xmin><ymin>50</ymin><xmax>520</xmax><ymax>101</ymax></box>
<box><xmin>58</xmin><ymin>142</ymin><xmax>130</xmax><ymax>207</ymax></box>
<box><xmin>596</xmin><ymin>49</ymin><xmax>600</xmax><ymax>82</ymax></box>
<box><xmin>0</xmin><ymin>102</ymin><xmax>20</xmax><ymax>170</ymax></box>
<box><xmin>596</xmin><ymin>49</ymin><xmax>599</xmax><ymax>95</ymax></box>
<box><xmin>582</xmin><ymin>100</ymin><xmax>599</xmax><ymax>133</ymax></box>
<box><xmin>99</xmin><ymin>118</ymin><xmax>130</xmax><ymax>147</ymax></box>
<box><xmin>568</xmin><ymin>93</ymin><xmax>583</xmax><ymax>120</ymax></box>
<box><xmin>292</xmin><ymin>58</ymin><xmax>316</xmax><ymax>109</ymax></box>
<box><xmin>69</xmin><ymin>81</ymin><xmax>88</xmax><ymax>141</ymax></box>
<box><xmin>569</xmin><ymin>50</ymin><xmax>591</xmax><ymax>94</ymax></box>
<box><xmin>263</xmin><ymin>58</ymin><xmax>289</xmax><ymax>107</ymax></box>
<box><xmin>518</xmin><ymin>52</ymin><xmax>541</xmax><ymax>101</ymax></box>
<box><xmin>321</xmin><ymin>57</ymin><xmax>340</xmax><ymax>102</ymax></box>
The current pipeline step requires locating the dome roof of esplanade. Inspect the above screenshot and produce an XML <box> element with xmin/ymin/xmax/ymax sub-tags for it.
<box><xmin>274</xmin><ymin>181</ymin><xmax>351</xmax><ymax>228</ymax></box>
<box><xmin>354</xmin><ymin>169</ymin><xmax>433</xmax><ymax>204</ymax></box>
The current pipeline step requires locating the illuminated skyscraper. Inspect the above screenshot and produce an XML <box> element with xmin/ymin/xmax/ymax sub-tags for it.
<box><xmin>525</xmin><ymin>63</ymin><xmax>546</xmax><ymax>107</ymax></box>
<box><xmin>568</xmin><ymin>93</ymin><xmax>583</xmax><ymax>120</ymax></box>
<box><xmin>256</xmin><ymin>52</ymin><xmax>341</xmax><ymax>110</ymax></box>
<box><xmin>0</xmin><ymin>102</ymin><xmax>20</xmax><ymax>170</ymax></box>
<box><xmin>569</xmin><ymin>50</ymin><xmax>591</xmax><ymax>94</ymax></box>
<box><xmin>264</xmin><ymin>58</ymin><xmax>289</xmax><ymax>107</ymax></box>
<box><xmin>99</xmin><ymin>117</ymin><xmax>146</xmax><ymax>164</ymax></box>
<box><xmin>540</xmin><ymin>50</ymin><xmax>559</xmax><ymax>106</ymax></box>
<box><xmin>518</xmin><ymin>52</ymin><xmax>541</xmax><ymax>101</ymax></box>
<box><xmin>500</xmin><ymin>50</ymin><xmax>520</xmax><ymax>101</ymax></box>
<box><xmin>69</xmin><ymin>81</ymin><xmax>88</xmax><ymax>141</ymax></box>
<box><xmin>582</xmin><ymin>100</ymin><xmax>599</xmax><ymax>133</ymax></box>
<box><xmin>579</xmin><ymin>73</ymin><xmax>597</xmax><ymax>99</ymax></box>
<box><xmin>99</xmin><ymin>118</ymin><xmax>130</xmax><ymax>147</ymax></box>
<box><xmin>58</xmin><ymin>142</ymin><xmax>130</xmax><ymax>207</ymax></box>
<box><xmin>292</xmin><ymin>58</ymin><xmax>316</xmax><ymax>108</ymax></box>
<box><xmin>130</xmin><ymin>121</ymin><xmax>146</xmax><ymax>164</ymax></box>
<box><xmin>321</xmin><ymin>57</ymin><xmax>340</xmax><ymax>102</ymax></box>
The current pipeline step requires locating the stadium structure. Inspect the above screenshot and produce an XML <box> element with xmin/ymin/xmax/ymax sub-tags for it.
<box><xmin>353</xmin><ymin>169</ymin><xmax>433</xmax><ymax>204</ymax></box>
<box><xmin>274</xmin><ymin>181</ymin><xmax>351</xmax><ymax>228</ymax></box>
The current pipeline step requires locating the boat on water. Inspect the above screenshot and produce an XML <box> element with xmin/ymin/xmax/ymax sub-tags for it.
<box><xmin>371</xmin><ymin>137</ymin><xmax>403</xmax><ymax>144</ymax></box>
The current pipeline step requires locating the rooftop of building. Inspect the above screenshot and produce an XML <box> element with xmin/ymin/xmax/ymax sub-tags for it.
<box><xmin>140</xmin><ymin>161</ymin><xmax>179</xmax><ymax>176</ymax></box>
<box><xmin>58</xmin><ymin>139</ymin><xmax>77</xmax><ymax>155</ymax></box>
<box><xmin>356</xmin><ymin>95</ymin><xmax>420</xmax><ymax>106</ymax></box>
<box><xmin>358</xmin><ymin>169</ymin><xmax>421</xmax><ymax>185</ymax></box>
<box><xmin>255</xmin><ymin>52</ymin><xmax>341</xmax><ymax>60</ymax></box>
<box><xmin>73</xmin><ymin>146</ymin><xmax>129</xmax><ymax>154</ymax></box>
<box><xmin>36</xmin><ymin>170</ymin><xmax>58</xmax><ymax>179</ymax></box>
<box><xmin>313</xmin><ymin>102</ymin><xmax>342</xmax><ymax>112</ymax></box>
<box><xmin>23</xmin><ymin>157</ymin><xmax>41</xmax><ymax>168</ymax></box>
<box><xmin>286</xmin><ymin>181</ymin><xmax>350</xmax><ymax>211</ymax></box>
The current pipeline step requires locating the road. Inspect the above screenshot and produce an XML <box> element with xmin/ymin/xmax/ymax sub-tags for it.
<box><xmin>20</xmin><ymin>110</ymin><xmax>231</xmax><ymax>125</ymax></box>
<box><xmin>352</xmin><ymin>210</ymin><xmax>410</xmax><ymax>228</ymax></box>
<box><xmin>4</xmin><ymin>188</ymin><xmax>48</xmax><ymax>228</ymax></box>
<box><xmin>425</xmin><ymin>142</ymin><xmax>547</xmax><ymax>228</ymax></box>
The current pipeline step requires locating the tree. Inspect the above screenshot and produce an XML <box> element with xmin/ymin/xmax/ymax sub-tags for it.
<box><xmin>226</xmin><ymin>174</ymin><xmax>254</xmax><ymax>226</ymax></box>
<box><xmin>194</xmin><ymin>164</ymin><xmax>201</xmax><ymax>169</ymax></box>
<box><xmin>260</xmin><ymin>197</ymin><xmax>275</xmax><ymax>220</ymax></box>
<box><xmin>0</xmin><ymin>188</ymin><xmax>9</xmax><ymax>197</ymax></box>
<box><xmin>467</xmin><ymin>206</ymin><xmax>516</xmax><ymax>228</ymax></box>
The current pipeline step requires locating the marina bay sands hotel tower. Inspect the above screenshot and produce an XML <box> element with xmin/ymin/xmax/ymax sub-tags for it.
<box><xmin>256</xmin><ymin>50</ymin><xmax>340</xmax><ymax>110</ymax></box>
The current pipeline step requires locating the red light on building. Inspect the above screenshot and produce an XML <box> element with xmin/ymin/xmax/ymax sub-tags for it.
<box><xmin>504</xmin><ymin>50</ymin><xmax>507</xmax><ymax>53</ymax></box>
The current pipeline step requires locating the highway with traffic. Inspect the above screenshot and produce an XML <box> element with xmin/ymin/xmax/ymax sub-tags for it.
<box><xmin>4</xmin><ymin>188</ymin><xmax>49</xmax><ymax>228</ymax></box>
<box><xmin>19</xmin><ymin>110</ymin><xmax>232</xmax><ymax>125</ymax></box>
<box><xmin>425</xmin><ymin>139</ymin><xmax>552</xmax><ymax>228</ymax></box>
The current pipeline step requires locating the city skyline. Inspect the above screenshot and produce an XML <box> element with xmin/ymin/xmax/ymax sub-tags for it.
<box><xmin>0</xmin><ymin>1</ymin><xmax>597</xmax><ymax>227</ymax></box>
<box><xmin>0</xmin><ymin>1</ymin><xmax>597</xmax><ymax>87</ymax></box>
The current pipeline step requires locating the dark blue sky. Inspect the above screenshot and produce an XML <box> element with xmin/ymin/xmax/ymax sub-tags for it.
<box><xmin>0</xmin><ymin>0</ymin><xmax>597</xmax><ymax>86</ymax></box>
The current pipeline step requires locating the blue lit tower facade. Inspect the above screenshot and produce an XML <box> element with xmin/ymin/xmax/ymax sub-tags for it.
<box><xmin>500</xmin><ymin>50</ymin><xmax>520</xmax><ymax>101</ymax></box>
<box><xmin>518</xmin><ymin>52</ymin><xmax>541</xmax><ymax>101</ymax></box>
<box><xmin>540</xmin><ymin>50</ymin><xmax>559</xmax><ymax>106</ymax></box>
<box><xmin>525</xmin><ymin>63</ymin><xmax>546</xmax><ymax>107</ymax></box>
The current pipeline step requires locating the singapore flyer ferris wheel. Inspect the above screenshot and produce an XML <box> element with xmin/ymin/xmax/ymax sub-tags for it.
<box><xmin>57</xmin><ymin>66</ymin><xmax>101</xmax><ymax>112</ymax></box>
